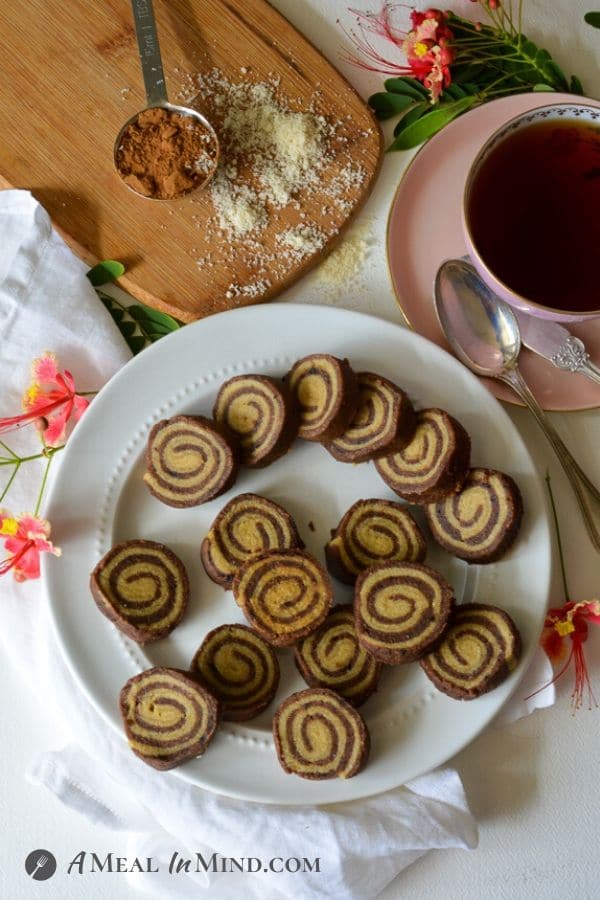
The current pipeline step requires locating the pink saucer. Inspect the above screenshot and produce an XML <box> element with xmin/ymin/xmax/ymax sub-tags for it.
<box><xmin>387</xmin><ymin>92</ymin><xmax>600</xmax><ymax>411</ymax></box>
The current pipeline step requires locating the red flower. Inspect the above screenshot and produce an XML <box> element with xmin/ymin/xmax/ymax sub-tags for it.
<box><xmin>0</xmin><ymin>352</ymin><xmax>90</xmax><ymax>447</ymax></box>
<box><xmin>343</xmin><ymin>3</ymin><xmax>455</xmax><ymax>100</ymax></box>
<box><xmin>530</xmin><ymin>600</ymin><xmax>600</xmax><ymax>711</ymax></box>
<box><xmin>0</xmin><ymin>511</ymin><xmax>61</xmax><ymax>582</ymax></box>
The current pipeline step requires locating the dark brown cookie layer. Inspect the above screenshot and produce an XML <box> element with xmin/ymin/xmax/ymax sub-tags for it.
<box><xmin>375</xmin><ymin>408</ymin><xmax>471</xmax><ymax>504</ymax></box>
<box><xmin>294</xmin><ymin>605</ymin><xmax>382</xmax><ymax>706</ymax></box>
<box><xmin>420</xmin><ymin>603</ymin><xmax>522</xmax><ymax>699</ymax></box>
<box><xmin>119</xmin><ymin>667</ymin><xmax>220</xmax><ymax>770</ymax></box>
<box><xmin>287</xmin><ymin>354</ymin><xmax>359</xmax><ymax>442</ymax></box>
<box><xmin>213</xmin><ymin>374</ymin><xmax>298</xmax><ymax>468</ymax></box>
<box><xmin>273</xmin><ymin>687</ymin><xmax>370</xmax><ymax>779</ymax></box>
<box><xmin>325</xmin><ymin>498</ymin><xmax>426</xmax><ymax>584</ymax></box>
<box><xmin>326</xmin><ymin>372</ymin><xmax>417</xmax><ymax>463</ymax></box>
<box><xmin>201</xmin><ymin>493</ymin><xmax>304</xmax><ymax>588</ymax></box>
<box><xmin>233</xmin><ymin>549</ymin><xmax>333</xmax><ymax>647</ymax></box>
<box><xmin>354</xmin><ymin>561</ymin><xmax>454</xmax><ymax>665</ymax></box>
<box><xmin>425</xmin><ymin>468</ymin><xmax>523</xmax><ymax>563</ymax></box>
<box><xmin>144</xmin><ymin>415</ymin><xmax>238</xmax><ymax>508</ymax></box>
<box><xmin>191</xmin><ymin>624</ymin><xmax>280</xmax><ymax>721</ymax></box>
<box><xmin>90</xmin><ymin>539</ymin><xmax>189</xmax><ymax>644</ymax></box>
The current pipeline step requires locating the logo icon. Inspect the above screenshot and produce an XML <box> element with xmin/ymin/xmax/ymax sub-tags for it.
<box><xmin>25</xmin><ymin>850</ymin><xmax>57</xmax><ymax>881</ymax></box>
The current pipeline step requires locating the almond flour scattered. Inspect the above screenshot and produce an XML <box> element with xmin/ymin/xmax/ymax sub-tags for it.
<box><xmin>171</xmin><ymin>66</ymin><xmax>376</xmax><ymax>310</ymax></box>
<box><xmin>316</xmin><ymin>222</ymin><xmax>372</xmax><ymax>290</ymax></box>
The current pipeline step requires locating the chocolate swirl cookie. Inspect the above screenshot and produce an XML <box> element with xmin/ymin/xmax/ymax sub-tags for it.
<box><xmin>90</xmin><ymin>539</ymin><xmax>189</xmax><ymax>644</ymax></box>
<box><xmin>201</xmin><ymin>493</ymin><xmax>304</xmax><ymax>588</ymax></box>
<box><xmin>144</xmin><ymin>415</ymin><xmax>238</xmax><ymax>507</ymax></box>
<box><xmin>421</xmin><ymin>603</ymin><xmax>522</xmax><ymax>699</ymax></box>
<box><xmin>325</xmin><ymin>498</ymin><xmax>426</xmax><ymax>584</ymax></box>
<box><xmin>294</xmin><ymin>605</ymin><xmax>382</xmax><ymax>706</ymax></box>
<box><xmin>287</xmin><ymin>354</ymin><xmax>359</xmax><ymax>442</ymax></box>
<box><xmin>425</xmin><ymin>468</ymin><xmax>523</xmax><ymax>563</ymax></box>
<box><xmin>213</xmin><ymin>374</ymin><xmax>298</xmax><ymax>468</ymax></box>
<box><xmin>233</xmin><ymin>549</ymin><xmax>333</xmax><ymax>646</ymax></box>
<box><xmin>273</xmin><ymin>687</ymin><xmax>370</xmax><ymax>779</ymax></box>
<box><xmin>375</xmin><ymin>408</ymin><xmax>470</xmax><ymax>504</ymax></box>
<box><xmin>326</xmin><ymin>372</ymin><xmax>416</xmax><ymax>463</ymax></box>
<box><xmin>191</xmin><ymin>624</ymin><xmax>280</xmax><ymax>721</ymax></box>
<box><xmin>354</xmin><ymin>561</ymin><xmax>454</xmax><ymax>664</ymax></box>
<box><xmin>119</xmin><ymin>667</ymin><xmax>220</xmax><ymax>770</ymax></box>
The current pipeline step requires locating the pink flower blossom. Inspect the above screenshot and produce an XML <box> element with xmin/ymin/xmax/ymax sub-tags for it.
<box><xmin>0</xmin><ymin>511</ymin><xmax>61</xmax><ymax>582</ymax></box>
<box><xmin>0</xmin><ymin>352</ymin><xmax>90</xmax><ymax>447</ymax></box>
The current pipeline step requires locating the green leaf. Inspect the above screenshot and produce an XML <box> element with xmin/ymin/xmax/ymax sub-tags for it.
<box><xmin>570</xmin><ymin>74</ymin><xmax>585</xmax><ymax>94</ymax></box>
<box><xmin>393</xmin><ymin>102</ymin><xmax>428</xmax><ymax>137</ymax></box>
<box><xmin>584</xmin><ymin>11</ymin><xmax>600</xmax><ymax>28</ymax></box>
<box><xmin>127</xmin><ymin>336</ymin><xmax>147</xmax><ymax>355</ymax></box>
<box><xmin>387</xmin><ymin>96</ymin><xmax>477</xmax><ymax>151</ymax></box>
<box><xmin>542</xmin><ymin>59</ymin><xmax>569</xmax><ymax>90</ymax></box>
<box><xmin>533</xmin><ymin>83</ymin><xmax>555</xmax><ymax>92</ymax></box>
<box><xmin>384</xmin><ymin>77</ymin><xmax>429</xmax><ymax>100</ymax></box>
<box><xmin>441</xmin><ymin>84</ymin><xmax>467</xmax><ymax>100</ymax></box>
<box><xmin>127</xmin><ymin>304</ymin><xmax>182</xmax><ymax>335</ymax></box>
<box><xmin>368</xmin><ymin>91</ymin><xmax>416</xmax><ymax>120</ymax></box>
<box><xmin>86</xmin><ymin>259</ymin><xmax>125</xmax><ymax>286</ymax></box>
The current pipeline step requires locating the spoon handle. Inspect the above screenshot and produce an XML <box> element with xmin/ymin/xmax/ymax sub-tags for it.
<box><xmin>500</xmin><ymin>367</ymin><xmax>600</xmax><ymax>550</ymax></box>
<box><xmin>131</xmin><ymin>0</ymin><xmax>168</xmax><ymax>107</ymax></box>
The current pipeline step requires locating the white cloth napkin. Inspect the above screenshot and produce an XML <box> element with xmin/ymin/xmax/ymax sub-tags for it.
<box><xmin>0</xmin><ymin>190</ymin><xmax>554</xmax><ymax>900</ymax></box>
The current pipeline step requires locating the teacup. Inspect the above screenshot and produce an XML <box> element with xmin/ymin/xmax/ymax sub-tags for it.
<box><xmin>462</xmin><ymin>102</ymin><xmax>600</xmax><ymax>323</ymax></box>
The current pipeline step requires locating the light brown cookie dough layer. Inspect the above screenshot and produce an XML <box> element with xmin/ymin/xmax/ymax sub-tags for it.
<box><xmin>233</xmin><ymin>549</ymin><xmax>333</xmax><ymax>647</ymax></box>
<box><xmin>287</xmin><ymin>354</ymin><xmax>359</xmax><ymax>442</ymax></box>
<box><xmin>119</xmin><ymin>667</ymin><xmax>220</xmax><ymax>770</ymax></box>
<box><xmin>273</xmin><ymin>687</ymin><xmax>370</xmax><ymax>779</ymax></box>
<box><xmin>294</xmin><ymin>604</ymin><xmax>382</xmax><ymax>706</ymax></box>
<box><xmin>325</xmin><ymin>498</ymin><xmax>426</xmax><ymax>585</ymax></box>
<box><xmin>90</xmin><ymin>539</ymin><xmax>189</xmax><ymax>644</ymax></box>
<box><xmin>375</xmin><ymin>408</ymin><xmax>471</xmax><ymax>504</ymax></box>
<box><xmin>144</xmin><ymin>415</ymin><xmax>238</xmax><ymax>508</ymax></box>
<box><xmin>213</xmin><ymin>374</ymin><xmax>298</xmax><ymax>468</ymax></box>
<box><xmin>326</xmin><ymin>372</ymin><xmax>416</xmax><ymax>463</ymax></box>
<box><xmin>420</xmin><ymin>603</ymin><xmax>522</xmax><ymax>699</ymax></box>
<box><xmin>354</xmin><ymin>561</ymin><xmax>454</xmax><ymax>665</ymax></box>
<box><xmin>201</xmin><ymin>493</ymin><xmax>304</xmax><ymax>588</ymax></box>
<box><xmin>425</xmin><ymin>468</ymin><xmax>523</xmax><ymax>563</ymax></box>
<box><xmin>191</xmin><ymin>623</ymin><xmax>280</xmax><ymax>721</ymax></box>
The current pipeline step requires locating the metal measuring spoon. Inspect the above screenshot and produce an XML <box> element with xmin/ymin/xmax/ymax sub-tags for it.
<box><xmin>114</xmin><ymin>0</ymin><xmax>219</xmax><ymax>200</ymax></box>
<box><xmin>434</xmin><ymin>257</ymin><xmax>600</xmax><ymax>551</ymax></box>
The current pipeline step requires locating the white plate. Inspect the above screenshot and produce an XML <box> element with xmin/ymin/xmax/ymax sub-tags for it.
<box><xmin>43</xmin><ymin>304</ymin><xmax>551</xmax><ymax>805</ymax></box>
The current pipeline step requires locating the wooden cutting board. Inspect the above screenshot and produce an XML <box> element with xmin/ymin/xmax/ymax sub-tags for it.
<box><xmin>0</xmin><ymin>0</ymin><xmax>382</xmax><ymax>321</ymax></box>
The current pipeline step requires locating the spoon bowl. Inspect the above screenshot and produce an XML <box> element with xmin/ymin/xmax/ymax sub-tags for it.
<box><xmin>434</xmin><ymin>259</ymin><xmax>521</xmax><ymax>377</ymax></box>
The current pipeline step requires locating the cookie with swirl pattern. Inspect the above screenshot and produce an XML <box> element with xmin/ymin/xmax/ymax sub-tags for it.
<box><xmin>325</xmin><ymin>498</ymin><xmax>426</xmax><ymax>585</ymax></box>
<box><xmin>287</xmin><ymin>354</ymin><xmax>359</xmax><ymax>442</ymax></box>
<box><xmin>420</xmin><ymin>603</ymin><xmax>522</xmax><ymax>699</ymax></box>
<box><xmin>90</xmin><ymin>539</ymin><xmax>189</xmax><ymax>643</ymax></box>
<box><xmin>425</xmin><ymin>468</ymin><xmax>523</xmax><ymax>563</ymax></box>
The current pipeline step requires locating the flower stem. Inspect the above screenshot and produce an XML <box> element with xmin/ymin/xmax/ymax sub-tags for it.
<box><xmin>545</xmin><ymin>472</ymin><xmax>570</xmax><ymax>603</ymax></box>
<box><xmin>34</xmin><ymin>452</ymin><xmax>55</xmax><ymax>517</ymax></box>
<box><xmin>0</xmin><ymin>462</ymin><xmax>21</xmax><ymax>505</ymax></box>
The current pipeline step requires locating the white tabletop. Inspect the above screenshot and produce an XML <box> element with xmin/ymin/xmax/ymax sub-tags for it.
<box><xmin>2</xmin><ymin>1</ymin><xmax>600</xmax><ymax>898</ymax></box>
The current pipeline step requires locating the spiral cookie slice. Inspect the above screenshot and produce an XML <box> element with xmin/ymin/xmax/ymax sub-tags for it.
<box><xmin>119</xmin><ymin>667</ymin><xmax>220</xmax><ymax>770</ymax></box>
<box><xmin>421</xmin><ymin>603</ymin><xmax>522</xmax><ymax>699</ymax></box>
<box><xmin>273</xmin><ymin>688</ymin><xmax>370</xmax><ymax>779</ymax></box>
<box><xmin>425</xmin><ymin>468</ymin><xmax>523</xmax><ymax>563</ymax></box>
<box><xmin>354</xmin><ymin>561</ymin><xmax>454</xmax><ymax>664</ymax></box>
<box><xmin>213</xmin><ymin>375</ymin><xmax>298</xmax><ymax>468</ymax></box>
<box><xmin>325</xmin><ymin>498</ymin><xmax>426</xmax><ymax>585</ymax></box>
<box><xmin>233</xmin><ymin>549</ymin><xmax>333</xmax><ymax>646</ymax></box>
<box><xmin>201</xmin><ymin>493</ymin><xmax>304</xmax><ymax>588</ymax></box>
<box><xmin>326</xmin><ymin>372</ymin><xmax>417</xmax><ymax>463</ymax></box>
<box><xmin>144</xmin><ymin>415</ymin><xmax>238</xmax><ymax>508</ymax></box>
<box><xmin>192</xmin><ymin>624</ymin><xmax>280</xmax><ymax>721</ymax></box>
<box><xmin>90</xmin><ymin>540</ymin><xmax>189</xmax><ymax>644</ymax></box>
<box><xmin>295</xmin><ymin>605</ymin><xmax>382</xmax><ymax>706</ymax></box>
<box><xmin>287</xmin><ymin>354</ymin><xmax>359</xmax><ymax>442</ymax></box>
<box><xmin>375</xmin><ymin>408</ymin><xmax>470</xmax><ymax>504</ymax></box>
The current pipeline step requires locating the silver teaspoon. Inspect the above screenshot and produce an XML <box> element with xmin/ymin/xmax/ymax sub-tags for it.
<box><xmin>434</xmin><ymin>258</ymin><xmax>600</xmax><ymax>551</ymax></box>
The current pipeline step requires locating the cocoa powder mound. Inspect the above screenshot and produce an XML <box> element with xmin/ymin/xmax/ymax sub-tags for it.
<box><xmin>116</xmin><ymin>107</ymin><xmax>217</xmax><ymax>200</ymax></box>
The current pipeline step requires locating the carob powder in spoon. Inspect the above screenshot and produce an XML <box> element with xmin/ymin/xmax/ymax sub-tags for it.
<box><xmin>115</xmin><ymin>107</ymin><xmax>218</xmax><ymax>200</ymax></box>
